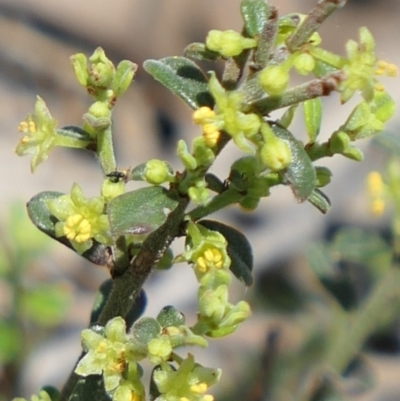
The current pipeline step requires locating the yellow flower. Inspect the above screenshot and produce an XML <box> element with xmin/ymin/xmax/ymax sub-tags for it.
<box><xmin>366</xmin><ymin>171</ymin><xmax>385</xmax><ymax>216</ymax></box>
<box><xmin>16</xmin><ymin>97</ymin><xmax>57</xmax><ymax>172</ymax></box>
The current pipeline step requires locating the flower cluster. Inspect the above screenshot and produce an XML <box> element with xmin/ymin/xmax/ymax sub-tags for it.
<box><xmin>71</xmin><ymin>47</ymin><xmax>137</xmax><ymax>104</ymax></box>
<box><xmin>75</xmin><ymin>310</ymin><xmax>217</xmax><ymax>401</ymax></box>
<box><xmin>193</xmin><ymin>73</ymin><xmax>261</xmax><ymax>154</ymax></box>
<box><xmin>339</xmin><ymin>27</ymin><xmax>397</xmax><ymax>103</ymax></box>
<box><xmin>75</xmin><ymin>317</ymin><xmax>145</xmax><ymax>401</ymax></box>
<box><xmin>180</xmin><ymin>222</ymin><xmax>251</xmax><ymax>337</ymax></box>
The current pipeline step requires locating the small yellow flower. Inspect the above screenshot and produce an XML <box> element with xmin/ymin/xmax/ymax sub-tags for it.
<box><xmin>366</xmin><ymin>171</ymin><xmax>385</xmax><ymax>216</ymax></box>
<box><xmin>16</xmin><ymin>97</ymin><xmax>58</xmax><ymax>172</ymax></box>
<box><xmin>195</xmin><ymin>74</ymin><xmax>261</xmax><ymax>153</ymax></box>
<box><xmin>64</xmin><ymin>214</ymin><xmax>92</xmax><ymax>243</ymax></box>
<box><xmin>190</xmin><ymin>383</ymin><xmax>208</xmax><ymax>394</ymax></box>
<box><xmin>192</xmin><ymin>107</ymin><xmax>221</xmax><ymax>147</ymax></box>
<box><xmin>375</xmin><ymin>60</ymin><xmax>398</xmax><ymax>77</ymax></box>
<box><xmin>196</xmin><ymin>248</ymin><xmax>223</xmax><ymax>273</ymax></box>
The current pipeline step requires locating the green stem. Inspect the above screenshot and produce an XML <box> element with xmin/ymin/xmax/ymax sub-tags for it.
<box><xmin>97</xmin><ymin>126</ymin><xmax>117</xmax><ymax>175</ymax></box>
<box><xmin>58</xmin><ymin>197</ymin><xmax>189</xmax><ymax>401</ymax></box>
<box><xmin>306</xmin><ymin>141</ymin><xmax>333</xmax><ymax>161</ymax></box>
<box><xmin>286</xmin><ymin>0</ymin><xmax>348</xmax><ymax>52</ymax></box>
<box><xmin>246</xmin><ymin>72</ymin><xmax>345</xmax><ymax>116</ymax></box>
<box><xmin>98</xmin><ymin>196</ymin><xmax>189</xmax><ymax>324</ymax></box>
<box><xmin>325</xmin><ymin>267</ymin><xmax>400</xmax><ymax>373</ymax></box>
<box><xmin>188</xmin><ymin>188</ymin><xmax>243</xmax><ymax>221</ymax></box>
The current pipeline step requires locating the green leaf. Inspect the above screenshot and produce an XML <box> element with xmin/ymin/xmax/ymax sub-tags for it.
<box><xmin>307</xmin><ymin>188</ymin><xmax>331</xmax><ymax>214</ymax></box>
<box><xmin>143</xmin><ymin>57</ymin><xmax>213</xmax><ymax>109</ymax></box>
<box><xmin>278</xmin><ymin>104</ymin><xmax>298</xmax><ymax>128</ymax></box>
<box><xmin>132</xmin><ymin>317</ymin><xmax>162</xmax><ymax>344</ymax></box>
<box><xmin>71</xmin><ymin>376</ymin><xmax>109</xmax><ymax>401</ymax></box>
<box><xmin>184</xmin><ymin>43</ymin><xmax>221</xmax><ymax>61</ymax></box>
<box><xmin>58</xmin><ymin>126</ymin><xmax>92</xmax><ymax>142</ymax></box>
<box><xmin>27</xmin><ymin>192</ymin><xmax>110</xmax><ymax>265</ymax></box>
<box><xmin>198</xmin><ymin>220</ymin><xmax>253</xmax><ymax>286</ymax></box>
<box><xmin>241</xmin><ymin>0</ymin><xmax>270</xmax><ymax>37</ymax></box>
<box><xmin>157</xmin><ymin>306</ymin><xmax>186</xmax><ymax>327</ymax></box>
<box><xmin>271</xmin><ymin>124</ymin><xmax>316</xmax><ymax>202</ymax></box>
<box><xmin>302</xmin><ymin>98</ymin><xmax>322</xmax><ymax>143</ymax></box>
<box><xmin>306</xmin><ymin>243</ymin><xmax>334</xmax><ymax>279</ymax></box>
<box><xmin>20</xmin><ymin>284</ymin><xmax>70</xmax><ymax>326</ymax></box>
<box><xmin>40</xmin><ymin>386</ymin><xmax>61</xmax><ymax>401</ymax></box>
<box><xmin>107</xmin><ymin>186</ymin><xmax>179</xmax><ymax>237</ymax></box>
<box><xmin>90</xmin><ymin>279</ymin><xmax>147</xmax><ymax>329</ymax></box>
<box><xmin>332</xmin><ymin>228</ymin><xmax>391</xmax><ymax>273</ymax></box>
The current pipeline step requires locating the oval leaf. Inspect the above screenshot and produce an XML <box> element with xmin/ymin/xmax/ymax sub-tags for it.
<box><xmin>58</xmin><ymin>125</ymin><xmax>92</xmax><ymax>142</ymax></box>
<box><xmin>27</xmin><ymin>192</ymin><xmax>109</xmax><ymax>265</ymax></box>
<box><xmin>143</xmin><ymin>57</ymin><xmax>213</xmax><ymax>109</ymax></box>
<box><xmin>271</xmin><ymin>124</ymin><xmax>316</xmax><ymax>202</ymax></box>
<box><xmin>302</xmin><ymin>98</ymin><xmax>322</xmax><ymax>143</ymax></box>
<box><xmin>241</xmin><ymin>0</ymin><xmax>271</xmax><ymax>37</ymax></box>
<box><xmin>132</xmin><ymin>317</ymin><xmax>162</xmax><ymax>344</ymax></box>
<box><xmin>198</xmin><ymin>220</ymin><xmax>253</xmax><ymax>286</ymax></box>
<box><xmin>107</xmin><ymin>186</ymin><xmax>179</xmax><ymax>237</ymax></box>
<box><xmin>184</xmin><ymin>43</ymin><xmax>221</xmax><ymax>61</ymax></box>
<box><xmin>307</xmin><ymin>188</ymin><xmax>331</xmax><ymax>214</ymax></box>
<box><xmin>73</xmin><ymin>376</ymin><xmax>109</xmax><ymax>401</ymax></box>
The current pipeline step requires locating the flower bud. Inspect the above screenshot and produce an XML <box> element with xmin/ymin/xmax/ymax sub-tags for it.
<box><xmin>144</xmin><ymin>159</ymin><xmax>174</xmax><ymax>185</ymax></box>
<box><xmin>259</xmin><ymin>65</ymin><xmax>289</xmax><ymax>95</ymax></box>
<box><xmin>293</xmin><ymin>53</ymin><xmax>315</xmax><ymax>76</ymax></box>
<box><xmin>315</xmin><ymin>166</ymin><xmax>332</xmax><ymax>187</ymax></box>
<box><xmin>88</xmin><ymin>47</ymin><xmax>115</xmax><ymax>88</ymax></box>
<box><xmin>260</xmin><ymin>137</ymin><xmax>292</xmax><ymax>171</ymax></box>
<box><xmin>101</xmin><ymin>178</ymin><xmax>125</xmax><ymax>201</ymax></box>
<box><xmin>205</xmin><ymin>29</ymin><xmax>256</xmax><ymax>58</ymax></box>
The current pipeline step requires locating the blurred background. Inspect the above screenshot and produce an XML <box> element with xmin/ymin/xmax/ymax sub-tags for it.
<box><xmin>1</xmin><ymin>0</ymin><xmax>400</xmax><ymax>400</ymax></box>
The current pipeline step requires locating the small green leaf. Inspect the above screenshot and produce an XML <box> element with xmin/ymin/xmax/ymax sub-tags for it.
<box><xmin>302</xmin><ymin>98</ymin><xmax>322</xmax><ymax>143</ymax></box>
<box><xmin>27</xmin><ymin>192</ymin><xmax>110</xmax><ymax>265</ymax></box>
<box><xmin>184</xmin><ymin>43</ymin><xmax>221</xmax><ymax>61</ymax></box>
<box><xmin>198</xmin><ymin>220</ymin><xmax>253</xmax><ymax>286</ymax></box>
<box><xmin>332</xmin><ymin>228</ymin><xmax>391</xmax><ymax>268</ymax></box>
<box><xmin>40</xmin><ymin>386</ymin><xmax>61</xmax><ymax>401</ymax></box>
<box><xmin>306</xmin><ymin>243</ymin><xmax>334</xmax><ymax>279</ymax></box>
<box><xmin>271</xmin><ymin>124</ymin><xmax>316</xmax><ymax>202</ymax></box>
<box><xmin>307</xmin><ymin>188</ymin><xmax>331</xmax><ymax>214</ymax></box>
<box><xmin>143</xmin><ymin>57</ymin><xmax>213</xmax><ymax>109</ymax></box>
<box><xmin>107</xmin><ymin>186</ymin><xmax>179</xmax><ymax>237</ymax></box>
<box><xmin>157</xmin><ymin>306</ymin><xmax>186</xmax><ymax>327</ymax></box>
<box><xmin>57</xmin><ymin>126</ymin><xmax>92</xmax><ymax>142</ymax></box>
<box><xmin>278</xmin><ymin>104</ymin><xmax>298</xmax><ymax>128</ymax></box>
<box><xmin>132</xmin><ymin>317</ymin><xmax>162</xmax><ymax>344</ymax></box>
<box><xmin>241</xmin><ymin>0</ymin><xmax>270</xmax><ymax>37</ymax></box>
<box><xmin>71</xmin><ymin>376</ymin><xmax>109</xmax><ymax>401</ymax></box>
